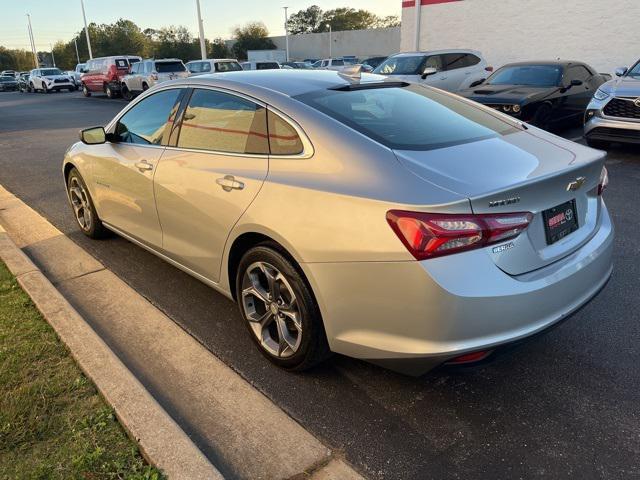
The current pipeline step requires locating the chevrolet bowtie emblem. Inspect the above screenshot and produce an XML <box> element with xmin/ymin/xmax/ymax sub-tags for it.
<box><xmin>567</xmin><ymin>176</ymin><xmax>586</xmax><ymax>192</ymax></box>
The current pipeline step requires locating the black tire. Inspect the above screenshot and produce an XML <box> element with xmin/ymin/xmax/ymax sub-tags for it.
<box><xmin>66</xmin><ymin>168</ymin><xmax>109</xmax><ymax>239</ymax></box>
<box><xmin>142</xmin><ymin>82</ymin><xmax>149</xmax><ymax>91</ymax></box>
<box><xmin>82</xmin><ymin>84</ymin><xmax>91</xmax><ymax>97</ymax></box>
<box><xmin>42</xmin><ymin>82</ymin><xmax>49</xmax><ymax>94</ymax></box>
<box><xmin>105</xmin><ymin>84</ymin><xmax>116</xmax><ymax>98</ymax></box>
<box><xmin>236</xmin><ymin>244</ymin><xmax>331</xmax><ymax>371</ymax></box>
<box><xmin>586</xmin><ymin>138</ymin><xmax>610</xmax><ymax>150</ymax></box>
<box><xmin>121</xmin><ymin>84</ymin><xmax>133</xmax><ymax>101</ymax></box>
<box><xmin>532</xmin><ymin>103</ymin><xmax>553</xmax><ymax>130</ymax></box>
<box><xmin>28</xmin><ymin>82</ymin><xmax>34</xmax><ymax>93</ymax></box>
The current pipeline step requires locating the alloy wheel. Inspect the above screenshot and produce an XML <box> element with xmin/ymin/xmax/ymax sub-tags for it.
<box><xmin>241</xmin><ymin>261</ymin><xmax>303</xmax><ymax>358</ymax></box>
<box><xmin>68</xmin><ymin>177</ymin><xmax>92</xmax><ymax>231</ymax></box>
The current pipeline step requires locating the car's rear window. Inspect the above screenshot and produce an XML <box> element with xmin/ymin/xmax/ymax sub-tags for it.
<box><xmin>296</xmin><ymin>84</ymin><xmax>519</xmax><ymax>151</ymax></box>
<box><xmin>156</xmin><ymin>61</ymin><xmax>186</xmax><ymax>73</ymax></box>
<box><xmin>374</xmin><ymin>55</ymin><xmax>427</xmax><ymax>76</ymax></box>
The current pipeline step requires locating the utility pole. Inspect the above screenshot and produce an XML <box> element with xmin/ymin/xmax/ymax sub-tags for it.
<box><xmin>195</xmin><ymin>0</ymin><xmax>207</xmax><ymax>60</ymax></box>
<box><xmin>74</xmin><ymin>38</ymin><xmax>80</xmax><ymax>64</ymax></box>
<box><xmin>283</xmin><ymin>6</ymin><xmax>290</xmax><ymax>62</ymax></box>
<box><xmin>80</xmin><ymin>0</ymin><xmax>93</xmax><ymax>59</ymax></box>
<box><xmin>414</xmin><ymin>0</ymin><xmax>422</xmax><ymax>51</ymax></box>
<box><xmin>326</xmin><ymin>24</ymin><xmax>332</xmax><ymax>58</ymax></box>
<box><xmin>50</xmin><ymin>43</ymin><xmax>56</xmax><ymax>67</ymax></box>
<box><xmin>26</xmin><ymin>14</ymin><xmax>38</xmax><ymax>68</ymax></box>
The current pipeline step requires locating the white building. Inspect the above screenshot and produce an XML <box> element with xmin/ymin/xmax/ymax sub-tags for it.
<box><xmin>401</xmin><ymin>0</ymin><xmax>640</xmax><ymax>73</ymax></box>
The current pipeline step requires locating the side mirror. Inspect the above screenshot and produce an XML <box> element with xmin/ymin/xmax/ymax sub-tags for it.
<box><xmin>79</xmin><ymin>126</ymin><xmax>106</xmax><ymax>145</ymax></box>
<box><xmin>421</xmin><ymin>67</ymin><xmax>437</xmax><ymax>79</ymax></box>
<box><xmin>615</xmin><ymin>67</ymin><xmax>628</xmax><ymax>77</ymax></box>
<box><xmin>570</xmin><ymin>79</ymin><xmax>583</xmax><ymax>87</ymax></box>
<box><xmin>469</xmin><ymin>79</ymin><xmax>485</xmax><ymax>88</ymax></box>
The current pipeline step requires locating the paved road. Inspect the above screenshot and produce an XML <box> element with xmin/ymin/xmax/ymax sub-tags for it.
<box><xmin>1</xmin><ymin>91</ymin><xmax>639</xmax><ymax>479</ymax></box>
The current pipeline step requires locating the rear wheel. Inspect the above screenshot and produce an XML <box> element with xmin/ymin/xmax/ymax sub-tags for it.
<box><xmin>236</xmin><ymin>245</ymin><xmax>331</xmax><ymax>371</ymax></box>
<box><xmin>121</xmin><ymin>84</ymin><xmax>133</xmax><ymax>101</ymax></box>
<box><xmin>82</xmin><ymin>84</ymin><xmax>91</xmax><ymax>97</ymax></box>
<box><xmin>66</xmin><ymin>168</ymin><xmax>108</xmax><ymax>239</ymax></box>
<box><xmin>105</xmin><ymin>84</ymin><xmax>116</xmax><ymax>98</ymax></box>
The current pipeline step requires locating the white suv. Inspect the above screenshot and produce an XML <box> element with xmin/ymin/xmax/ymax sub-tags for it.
<box><xmin>373</xmin><ymin>50</ymin><xmax>492</xmax><ymax>92</ymax></box>
<box><xmin>28</xmin><ymin>68</ymin><xmax>75</xmax><ymax>93</ymax></box>
<box><xmin>121</xmin><ymin>59</ymin><xmax>189</xmax><ymax>100</ymax></box>
<box><xmin>312</xmin><ymin>58</ymin><xmax>356</xmax><ymax>71</ymax></box>
<box><xmin>185</xmin><ymin>59</ymin><xmax>243</xmax><ymax>75</ymax></box>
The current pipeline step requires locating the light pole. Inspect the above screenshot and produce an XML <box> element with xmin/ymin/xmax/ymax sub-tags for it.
<box><xmin>326</xmin><ymin>24</ymin><xmax>332</xmax><ymax>59</ymax></box>
<box><xmin>26</xmin><ymin>14</ymin><xmax>38</xmax><ymax>68</ymax></box>
<box><xmin>50</xmin><ymin>43</ymin><xmax>56</xmax><ymax>67</ymax></box>
<box><xmin>80</xmin><ymin>0</ymin><xmax>93</xmax><ymax>59</ymax></box>
<box><xmin>413</xmin><ymin>1</ymin><xmax>422</xmax><ymax>51</ymax></box>
<box><xmin>74</xmin><ymin>38</ymin><xmax>80</xmax><ymax>64</ymax></box>
<box><xmin>195</xmin><ymin>0</ymin><xmax>207</xmax><ymax>60</ymax></box>
<box><xmin>283</xmin><ymin>7</ymin><xmax>290</xmax><ymax>62</ymax></box>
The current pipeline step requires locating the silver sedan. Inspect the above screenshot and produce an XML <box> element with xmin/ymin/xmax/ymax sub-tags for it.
<box><xmin>62</xmin><ymin>70</ymin><xmax>613</xmax><ymax>375</ymax></box>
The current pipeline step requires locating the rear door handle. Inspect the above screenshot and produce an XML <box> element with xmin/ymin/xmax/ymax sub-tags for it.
<box><xmin>134</xmin><ymin>160</ymin><xmax>154</xmax><ymax>172</ymax></box>
<box><xmin>216</xmin><ymin>175</ymin><xmax>245</xmax><ymax>192</ymax></box>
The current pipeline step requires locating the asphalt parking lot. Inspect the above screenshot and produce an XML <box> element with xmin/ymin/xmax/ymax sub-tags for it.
<box><xmin>1</xmin><ymin>90</ymin><xmax>639</xmax><ymax>479</ymax></box>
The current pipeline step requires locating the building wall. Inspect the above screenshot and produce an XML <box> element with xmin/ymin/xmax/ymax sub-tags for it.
<box><xmin>227</xmin><ymin>27</ymin><xmax>400</xmax><ymax>61</ymax></box>
<box><xmin>401</xmin><ymin>0</ymin><xmax>640</xmax><ymax>73</ymax></box>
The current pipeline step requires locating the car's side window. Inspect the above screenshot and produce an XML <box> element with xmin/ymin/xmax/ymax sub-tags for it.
<box><xmin>177</xmin><ymin>89</ymin><xmax>269</xmax><ymax>155</ymax></box>
<box><xmin>466</xmin><ymin>54</ymin><xmax>481</xmax><ymax>67</ymax></box>
<box><xmin>424</xmin><ymin>55</ymin><xmax>443</xmax><ymax>71</ymax></box>
<box><xmin>567</xmin><ymin>66</ymin><xmax>591</xmax><ymax>83</ymax></box>
<box><xmin>333</xmin><ymin>59</ymin><xmax>344</xmax><ymax>66</ymax></box>
<box><xmin>144</xmin><ymin>62</ymin><xmax>152</xmax><ymax>74</ymax></box>
<box><xmin>202</xmin><ymin>62</ymin><xmax>212</xmax><ymax>72</ymax></box>
<box><xmin>268</xmin><ymin>111</ymin><xmax>303</xmax><ymax>155</ymax></box>
<box><xmin>115</xmin><ymin>89</ymin><xmax>183</xmax><ymax>146</ymax></box>
<box><xmin>131</xmin><ymin>63</ymin><xmax>139</xmax><ymax>74</ymax></box>
<box><xmin>442</xmin><ymin>53</ymin><xmax>469</xmax><ymax>71</ymax></box>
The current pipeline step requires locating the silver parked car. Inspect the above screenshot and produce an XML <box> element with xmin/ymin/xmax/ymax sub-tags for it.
<box><xmin>121</xmin><ymin>58</ymin><xmax>189</xmax><ymax>100</ymax></box>
<box><xmin>584</xmin><ymin>59</ymin><xmax>640</xmax><ymax>148</ymax></box>
<box><xmin>62</xmin><ymin>70</ymin><xmax>613</xmax><ymax>375</ymax></box>
<box><xmin>186</xmin><ymin>58</ymin><xmax>243</xmax><ymax>75</ymax></box>
<box><xmin>374</xmin><ymin>49</ymin><xmax>492</xmax><ymax>92</ymax></box>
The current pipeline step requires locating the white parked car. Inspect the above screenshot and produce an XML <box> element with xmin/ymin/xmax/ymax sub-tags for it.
<box><xmin>374</xmin><ymin>50</ymin><xmax>493</xmax><ymax>92</ymax></box>
<box><xmin>28</xmin><ymin>68</ymin><xmax>75</xmax><ymax>93</ymax></box>
<box><xmin>312</xmin><ymin>58</ymin><xmax>356</xmax><ymax>71</ymax></box>
<box><xmin>121</xmin><ymin>59</ymin><xmax>189</xmax><ymax>100</ymax></box>
<box><xmin>240</xmin><ymin>61</ymin><xmax>281</xmax><ymax>71</ymax></box>
<box><xmin>185</xmin><ymin>59</ymin><xmax>243</xmax><ymax>75</ymax></box>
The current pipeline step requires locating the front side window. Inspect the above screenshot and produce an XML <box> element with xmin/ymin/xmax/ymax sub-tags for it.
<box><xmin>297</xmin><ymin>84</ymin><xmax>518</xmax><ymax>151</ymax></box>
<box><xmin>332</xmin><ymin>59</ymin><xmax>344</xmax><ymax>66</ymax></box>
<box><xmin>187</xmin><ymin>62</ymin><xmax>200</xmax><ymax>73</ymax></box>
<box><xmin>487</xmin><ymin>65</ymin><xmax>563</xmax><ymax>87</ymax></box>
<box><xmin>144</xmin><ymin>62</ymin><xmax>153</xmax><ymax>74</ymax></box>
<box><xmin>215</xmin><ymin>61</ymin><xmax>241</xmax><ymax>72</ymax></box>
<box><xmin>375</xmin><ymin>55</ymin><xmax>432</xmax><ymax>76</ymax></box>
<box><xmin>115</xmin><ymin>89</ymin><xmax>183</xmax><ymax>145</ymax></box>
<box><xmin>268</xmin><ymin>111</ymin><xmax>303</xmax><ymax>155</ymax></box>
<box><xmin>130</xmin><ymin>63</ymin><xmax>140</xmax><ymax>74</ymax></box>
<box><xmin>567</xmin><ymin>66</ymin><xmax>591</xmax><ymax>83</ymax></box>
<box><xmin>201</xmin><ymin>62</ymin><xmax>212</xmax><ymax>72</ymax></box>
<box><xmin>177</xmin><ymin>89</ymin><xmax>268</xmax><ymax>154</ymax></box>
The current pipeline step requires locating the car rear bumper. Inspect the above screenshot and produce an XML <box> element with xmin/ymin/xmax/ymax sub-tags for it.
<box><xmin>585</xmin><ymin>114</ymin><xmax>640</xmax><ymax>144</ymax></box>
<box><xmin>303</xmin><ymin>203</ymin><xmax>614</xmax><ymax>376</ymax></box>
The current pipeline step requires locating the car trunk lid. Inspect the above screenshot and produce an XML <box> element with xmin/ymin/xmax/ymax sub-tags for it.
<box><xmin>394</xmin><ymin>130</ymin><xmax>606</xmax><ymax>275</ymax></box>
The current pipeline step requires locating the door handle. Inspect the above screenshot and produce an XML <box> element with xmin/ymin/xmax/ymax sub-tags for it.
<box><xmin>216</xmin><ymin>175</ymin><xmax>245</xmax><ymax>192</ymax></box>
<box><xmin>134</xmin><ymin>160</ymin><xmax>153</xmax><ymax>172</ymax></box>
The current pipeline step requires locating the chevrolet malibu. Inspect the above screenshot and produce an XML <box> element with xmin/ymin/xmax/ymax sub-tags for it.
<box><xmin>62</xmin><ymin>70</ymin><xmax>613</xmax><ymax>375</ymax></box>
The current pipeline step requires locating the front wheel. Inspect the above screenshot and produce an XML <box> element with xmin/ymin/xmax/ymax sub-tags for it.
<box><xmin>66</xmin><ymin>168</ymin><xmax>109</xmax><ymax>239</ymax></box>
<box><xmin>121</xmin><ymin>85</ymin><xmax>133</xmax><ymax>101</ymax></box>
<box><xmin>42</xmin><ymin>82</ymin><xmax>49</xmax><ymax>94</ymax></box>
<box><xmin>105</xmin><ymin>84</ymin><xmax>116</xmax><ymax>98</ymax></box>
<box><xmin>82</xmin><ymin>84</ymin><xmax>91</xmax><ymax>97</ymax></box>
<box><xmin>532</xmin><ymin>104</ymin><xmax>552</xmax><ymax>130</ymax></box>
<box><xmin>236</xmin><ymin>245</ymin><xmax>331</xmax><ymax>371</ymax></box>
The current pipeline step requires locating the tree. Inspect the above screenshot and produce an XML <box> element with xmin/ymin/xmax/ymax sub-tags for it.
<box><xmin>288</xmin><ymin>5</ymin><xmax>323</xmax><ymax>34</ymax></box>
<box><xmin>232</xmin><ymin>22</ymin><xmax>276</xmax><ymax>60</ymax></box>
<box><xmin>209</xmin><ymin>38</ymin><xmax>229</xmax><ymax>59</ymax></box>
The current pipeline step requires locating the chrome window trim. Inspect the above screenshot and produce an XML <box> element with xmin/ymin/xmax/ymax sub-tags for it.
<box><xmin>267</xmin><ymin>107</ymin><xmax>314</xmax><ymax>160</ymax></box>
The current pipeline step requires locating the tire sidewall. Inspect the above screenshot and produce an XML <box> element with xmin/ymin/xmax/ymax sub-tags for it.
<box><xmin>67</xmin><ymin>168</ymin><xmax>102</xmax><ymax>238</ymax></box>
<box><xmin>235</xmin><ymin>245</ymin><xmax>324</xmax><ymax>369</ymax></box>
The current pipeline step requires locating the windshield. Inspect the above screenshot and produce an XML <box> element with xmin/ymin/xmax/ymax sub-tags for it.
<box><xmin>40</xmin><ymin>68</ymin><xmax>63</xmax><ymax>76</ymax></box>
<box><xmin>215</xmin><ymin>61</ymin><xmax>242</xmax><ymax>72</ymax></box>
<box><xmin>487</xmin><ymin>65</ymin><xmax>563</xmax><ymax>87</ymax></box>
<box><xmin>374</xmin><ymin>56</ymin><xmax>428</xmax><ymax>76</ymax></box>
<box><xmin>296</xmin><ymin>84</ymin><xmax>518</xmax><ymax>151</ymax></box>
<box><xmin>626</xmin><ymin>62</ymin><xmax>640</xmax><ymax>78</ymax></box>
<box><xmin>76</xmin><ymin>63</ymin><xmax>86</xmax><ymax>72</ymax></box>
<box><xmin>156</xmin><ymin>61</ymin><xmax>186</xmax><ymax>73</ymax></box>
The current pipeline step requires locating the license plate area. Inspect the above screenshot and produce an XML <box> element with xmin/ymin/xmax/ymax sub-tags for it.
<box><xmin>543</xmin><ymin>199</ymin><xmax>579</xmax><ymax>245</ymax></box>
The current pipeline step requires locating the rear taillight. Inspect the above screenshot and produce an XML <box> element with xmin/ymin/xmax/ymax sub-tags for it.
<box><xmin>386</xmin><ymin>210</ymin><xmax>533</xmax><ymax>260</ymax></box>
<box><xmin>485</xmin><ymin>66</ymin><xmax>494</xmax><ymax>72</ymax></box>
<box><xmin>598</xmin><ymin>166</ymin><xmax>609</xmax><ymax>196</ymax></box>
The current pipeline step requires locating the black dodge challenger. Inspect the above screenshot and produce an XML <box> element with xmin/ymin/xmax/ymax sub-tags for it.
<box><xmin>458</xmin><ymin>61</ymin><xmax>609</xmax><ymax>130</ymax></box>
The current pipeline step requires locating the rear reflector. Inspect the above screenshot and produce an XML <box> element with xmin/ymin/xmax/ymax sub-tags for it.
<box><xmin>386</xmin><ymin>210</ymin><xmax>533</xmax><ymax>260</ymax></box>
<box><xmin>446</xmin><ymin>350</ymin><xmax>492</xmax><ymax>365</ymax></box>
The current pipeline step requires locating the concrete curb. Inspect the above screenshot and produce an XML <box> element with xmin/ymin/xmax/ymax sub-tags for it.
<box><xmin>0</xmin><ymin>185</ymin><xmax>365</xmax><ymax>480</ymax></box>
<box><xmin>0</xmin><ymin>222</ymin><xmax>224</xmax><ymax>480</ymax></box>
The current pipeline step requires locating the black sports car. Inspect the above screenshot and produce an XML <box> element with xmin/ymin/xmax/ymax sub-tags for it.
<box><xmin>458</xmin><ymin>61</ymin><xmax>609</xmax><ymax>130</ymax></box>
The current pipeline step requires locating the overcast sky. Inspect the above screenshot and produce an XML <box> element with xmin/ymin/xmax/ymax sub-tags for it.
<box><xmin>2</xmin><ymin>0</ymin><xmax>402</xmax><ymax>51</ymax></box>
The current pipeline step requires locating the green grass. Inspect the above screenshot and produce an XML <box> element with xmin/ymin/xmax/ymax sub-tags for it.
<box><xmin>0</xmin><ymin>261</ymin><xmax>164</xmax><ymax>480</ymax></box>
